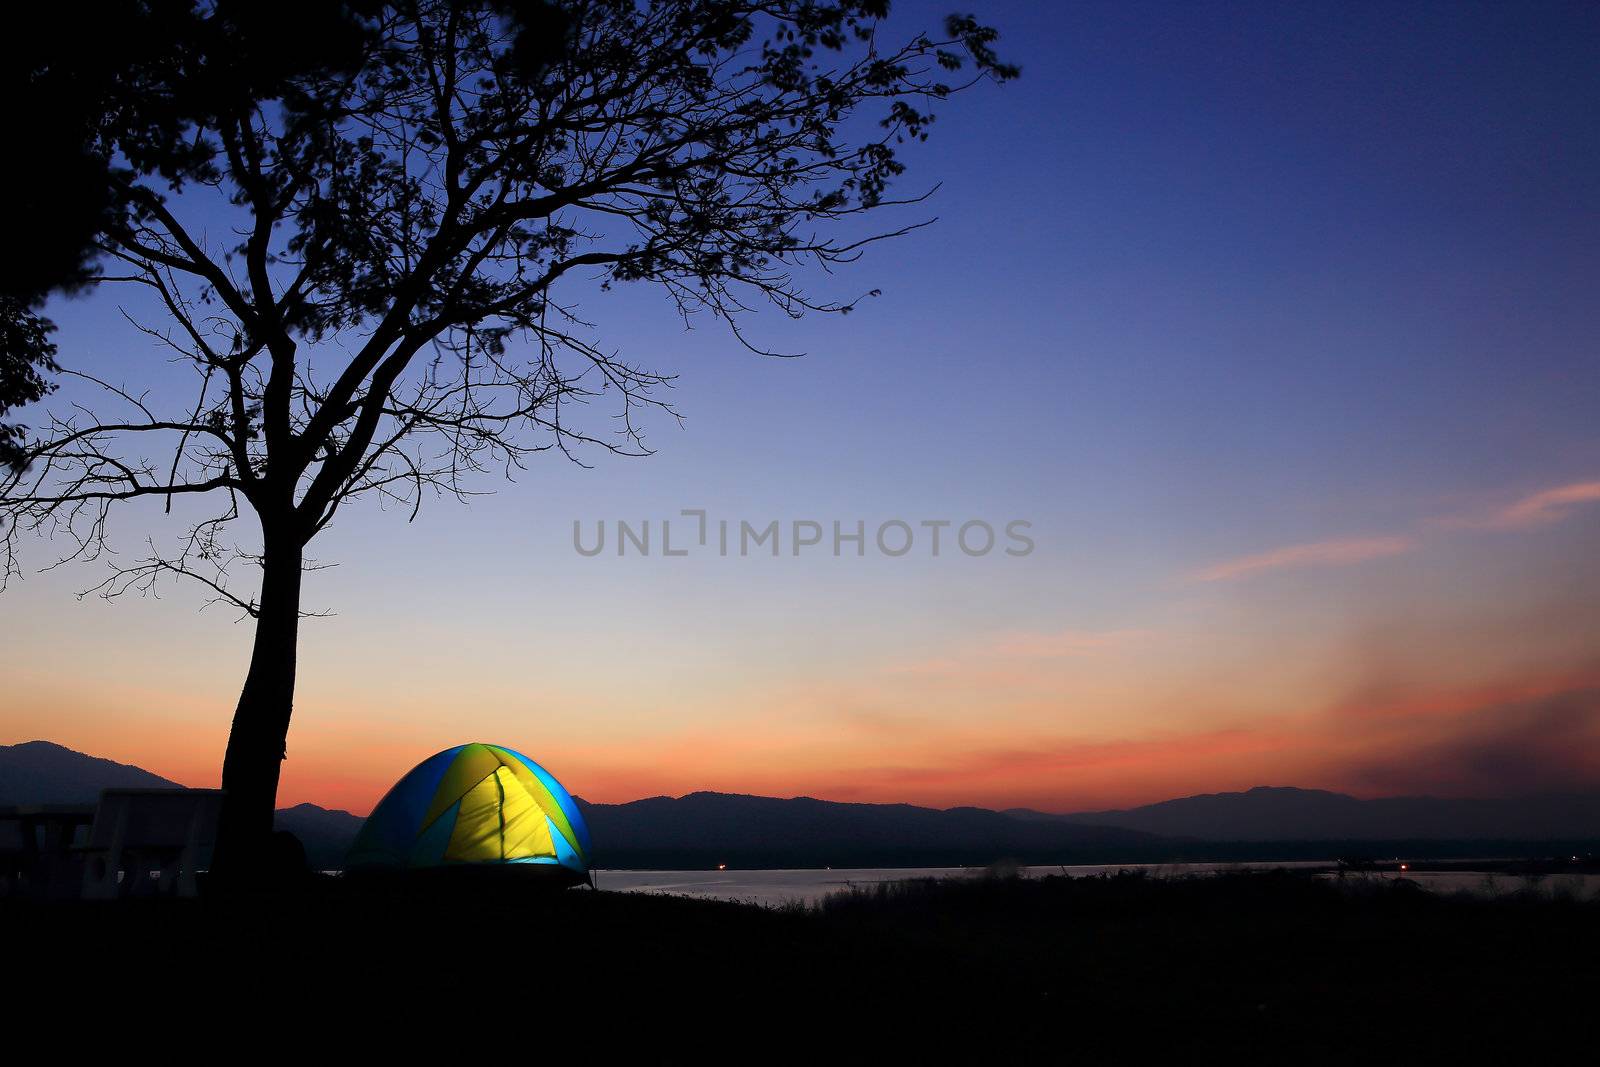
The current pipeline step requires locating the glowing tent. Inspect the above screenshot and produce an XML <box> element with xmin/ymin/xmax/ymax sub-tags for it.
<box><xmin>346</xmin><ymin>743</ymin><xmax>592</xmax><ymax>884</ymax></box>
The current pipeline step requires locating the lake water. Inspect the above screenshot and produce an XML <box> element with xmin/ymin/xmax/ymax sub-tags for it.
<box><xmin>595</xmin><ymin>863</ymin><xmax>1600</xmax><ymax>907</ymax></box>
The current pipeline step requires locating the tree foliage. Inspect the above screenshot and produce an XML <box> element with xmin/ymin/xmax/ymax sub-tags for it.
<box><xmin>0</xmin><ymin>0</ymin><xmax>374</xmax><ymax>465</ymax></box>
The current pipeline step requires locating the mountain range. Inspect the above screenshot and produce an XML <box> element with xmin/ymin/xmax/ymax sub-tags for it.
<box><xmin>1010</xmin><ymin>786</ymin><xmax>1600</xmax><ymax>842</ymax></box>
<box><xmin>572</xmin><ymin>791</ymin><xmax>1156</xmax><ymax>869</ymax></box>
<box><xmin>6</xmin><ymin>740</ymin><xmax>1600</xmax><ymax>868</ymax></box>
<box><xmin>0</xmin><ymin>739</ymin><xmax>183</xmax><ymax>801</ymax></box>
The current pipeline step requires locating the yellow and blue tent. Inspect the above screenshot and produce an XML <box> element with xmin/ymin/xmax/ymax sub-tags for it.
<box><xmin>346</xmin><ymin>743</ymin><xmax>592</xmax><ymax>885</ymax></box>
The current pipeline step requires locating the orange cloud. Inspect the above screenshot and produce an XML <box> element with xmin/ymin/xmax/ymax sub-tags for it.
<box><xmin>1327</xmin><ymin>670</ymin><xmax>1600</xmax><ymax>723</ymax></box>
<box><xmin>835</xmin><ymin>727</ymin><xmax>1300</xmax><ymax>808</ymax></box>
<box><xmin>1342</xmin><ymin>683</ymin><xmax>1600</xmax><ymax>797</ymax></box>
<box><xmin>1191</xmin><ymin>536</ymin><xmax>1415</xmax><ymax>582</ymax></box>
<box><xmin>816</xmin><ymin>673</ymin><xmax>1600</xmax><ymax>809</ymax></box>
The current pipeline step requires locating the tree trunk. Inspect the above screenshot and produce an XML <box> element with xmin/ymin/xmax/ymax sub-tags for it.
<box><xmin>212</xmin><ymin>527</ymin><xmax>304</xmax><ymax>878</ymax></box>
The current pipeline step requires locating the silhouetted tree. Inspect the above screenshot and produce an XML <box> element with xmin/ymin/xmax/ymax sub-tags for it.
<box><xmin>0</xmin><ymin>7</ymin><xmax>131</xmax><ymax>466</ymax></box>
<box><xmin>1</xmin><ymin>1</ymin><xmax>374</xmax><ymax>465</ymax></box>
<box><xmin>0</xmin><ymin>0</ymin><xmax>1015</xmax><ymax>869</ymax></box>
<box><xmin>0</xmin><ymin>303</ymin><xmax>59</xmax><ymax>469</ymax></box>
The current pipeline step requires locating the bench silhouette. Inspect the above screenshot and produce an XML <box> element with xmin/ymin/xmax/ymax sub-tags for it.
<box><xmin>80</xmin><ymin>789</ymin><xmax>224</xmax><ymax>899</ymax></box>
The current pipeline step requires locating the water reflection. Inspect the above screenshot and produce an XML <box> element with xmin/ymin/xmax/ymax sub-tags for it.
<box><xmin>596</xmin><ymin>861</ymin><xmax>1319</xmax><ymax>906</ymax></box>
<box><xmin>597</xmin><ymin>863</ymin><xmax>1600</xmax><ymax>907</ymax></box>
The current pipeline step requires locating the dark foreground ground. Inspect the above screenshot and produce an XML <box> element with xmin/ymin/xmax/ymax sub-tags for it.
<box><xmin>5</xmin><ymin>869</ymin><xmax>1596</xmax><ymax>1058</ymax></box>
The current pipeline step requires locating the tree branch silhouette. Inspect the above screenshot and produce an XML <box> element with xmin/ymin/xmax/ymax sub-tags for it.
<box><xmin>0</xmin><ymin>0</ymin><xmax>1016</xmax><ymax>867</ymax></box>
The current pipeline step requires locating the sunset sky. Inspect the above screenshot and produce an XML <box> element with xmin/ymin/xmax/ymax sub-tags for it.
<box><xmin>4</xmin><ymin>1</ymin><xmax>1599</xmax><ymax>815</ymax></box>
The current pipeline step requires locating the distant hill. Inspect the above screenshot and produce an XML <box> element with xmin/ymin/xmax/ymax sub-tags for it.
<box><xmin>575</xmin><ymin>791</ymin><xmax>1158</xmax><ymax>869</ymax></box>
<box><xmin>274</xmin><ymin>802</ymin><xmax>366</xmax><ymax>870</ymax></box>
<box><xmin>1017</xmin><ymin>785</ymin><xmax>1600</xmax><ymax>842</ymax></box>
<box><xmin>0</xmin><ymin>740</ymin><xmax>181</xmax><ymax>803</ymax></box>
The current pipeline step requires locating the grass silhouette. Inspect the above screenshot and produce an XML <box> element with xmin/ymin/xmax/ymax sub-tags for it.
<box><xmin>5</xmin><ymin>868</ymin><xmax>1595</xmax><ymax>1054</ymax></box>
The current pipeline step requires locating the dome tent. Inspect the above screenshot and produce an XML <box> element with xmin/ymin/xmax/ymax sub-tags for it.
<box><xmin>347</xmin><ymin>743</ymin><xmax>592</xmax><ymax>884</ymax></box>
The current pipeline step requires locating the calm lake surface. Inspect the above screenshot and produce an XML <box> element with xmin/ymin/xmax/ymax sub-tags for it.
<box><xmin>596</xmin><ymin>863</ymin><xmax>1600</xmax><ymax>906</ymax></box>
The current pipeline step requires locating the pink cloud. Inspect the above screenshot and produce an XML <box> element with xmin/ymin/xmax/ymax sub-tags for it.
<box><xmin>1191</xmin><ymin>536</ymin><xmax>1415</xmax><ymax>583</ymax></box>
<box><xmin>1483</xmin><ymin>480</ymin><xmax>1600</xmax><ymax>529</ymax></box>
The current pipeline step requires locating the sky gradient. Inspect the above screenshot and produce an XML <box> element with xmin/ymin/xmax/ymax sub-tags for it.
<box><xmin>4</xmin><ymin>1</ymin><xmax>1599</xmax><ymax>815</ymax></box>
